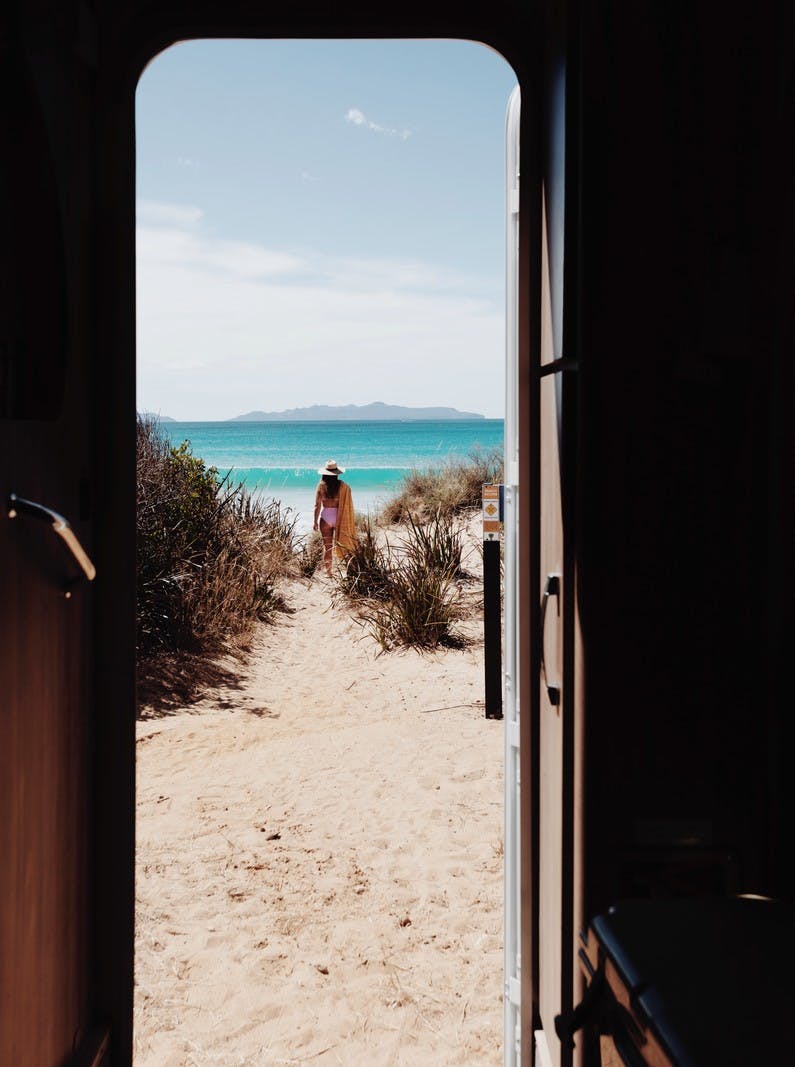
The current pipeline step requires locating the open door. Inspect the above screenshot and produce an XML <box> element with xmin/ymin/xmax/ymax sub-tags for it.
<box><xmin>533</xmin><ymin>24</ymin><xmax>583</xmax><ymax>1065</ymax></box>
<box><xmin>534</xmin><ymin>185</ymin><xmax>570</xmax><ymax>1067</ymax></box>
<box><xmin>503</xmin><ymin>84</ymin><xmax>522</xmax><ymax>1067</ymax></box>
<box><xmin>536</xmin><ymin>185</ymin><xmax>562</xmax><ymax>1063</ymax></box>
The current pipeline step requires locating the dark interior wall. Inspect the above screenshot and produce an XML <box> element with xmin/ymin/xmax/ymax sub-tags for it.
<box><xmin>573</xmin><ymin>0</ymin><xmax>793</xmax><ymax>912</ymax></box>
<box><xmin>1</xmin><ymin>3</ymin><xmax>99</xmax><ymax>1063</ymax></box>
<box><xmin>2</xmin><ymin>0</ymin><xmax>792</xmax><ymax>1063</ymax></box>
<box><xmin>87</xmin><ymin>3</ymin><xmax>540</xmax><ymax>1063</ymax></box>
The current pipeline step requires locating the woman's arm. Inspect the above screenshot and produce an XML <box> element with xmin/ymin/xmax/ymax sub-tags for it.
<box><xmin>313</xmin><ymin>486</ymin><xmax>322</xmax><ymax>530</ymax></box>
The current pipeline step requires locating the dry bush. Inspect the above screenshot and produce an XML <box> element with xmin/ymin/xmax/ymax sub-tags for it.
<box><xmin>298</xmin><ymin>530</ymin><xmax>324</xmax><ymax>578</ymax></box>
<box><xmin>337</xmin><ymin>510</ymin><xmax>467</xmax><ymax>652</ymax></box>
<box><xmin>337</xmin><ymin>519</ymin><xmax>394</xmax><ymax>602</ymax></box>
<box><xmin>367</xmin><ymin>561</ymin><xmax>465</xmax><ymax>652</ymax></box>
<box><xmin>396</xmin><ymin>507</ymin><xmax>471</xmax><ymax>580</ymax></box>
<box><xmin>381</xmin><ymin>445</ymin><xmax>503</xmax><ymax>523</ymax></box>
<box><xmin>136</xmin><ymin>415</ymin><xmax>298</xmax><ymax>659</ymax></box>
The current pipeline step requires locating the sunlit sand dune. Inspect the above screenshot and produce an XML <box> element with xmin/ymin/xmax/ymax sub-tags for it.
<box><xmin>135</xmin><ymin>523</ymin><xmax>504</xmax><ymax>1066</ymax></box>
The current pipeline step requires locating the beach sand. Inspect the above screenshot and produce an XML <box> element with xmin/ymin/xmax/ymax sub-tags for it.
<box><xmin>134</xmin><ymin>521</ymin><xmax>504</xmax><ymax>1066</ymax></box>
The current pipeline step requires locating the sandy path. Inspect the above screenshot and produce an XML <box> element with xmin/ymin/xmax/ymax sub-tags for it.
<box><xmin>135</xmin><ymin>550</ymin><xmax>504</xmax><ymax>1066</ymax></box>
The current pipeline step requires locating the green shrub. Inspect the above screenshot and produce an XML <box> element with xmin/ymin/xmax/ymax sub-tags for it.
<box><xmin>136</xmin><ymin>415</ymin><xmax>298</xmax><ymax>657</ymax></box>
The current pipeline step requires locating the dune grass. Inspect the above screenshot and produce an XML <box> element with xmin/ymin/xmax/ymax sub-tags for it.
<box><xmin>297</xmin><ymin>530</ymin><xmax>324</xmax><ymax>578</ymax></box>
<box><xmin>137</xmin><ymin>418</ymin><xmax>493</xmax><ymax>662</ymax></box>
<box><xmin>136</xmin><ymin>415</ymin><xmax>299</xmax><ymax>659</ymax></box>
<box><xmin>380</xmin><ymin>445</ymin><xmax>503</xmax><ymax>523</ymax></box>
<box><xmin>336</xmin><ymin>511</ymin><xmax>469</xmax><ymax>652</ymax></box>
<box><xmin>355</xmin><ymin>445</ymin><xmax>499</xmax><ymax>650</ymax></box>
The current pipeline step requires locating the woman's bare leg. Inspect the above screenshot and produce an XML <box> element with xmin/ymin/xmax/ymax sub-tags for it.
<box><xmin>319</xmin><ymin>518</ymin><xmax>334</xmax><ymax>575</ymax></box>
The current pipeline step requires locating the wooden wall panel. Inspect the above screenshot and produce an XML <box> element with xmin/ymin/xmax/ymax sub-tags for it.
<box><xmin>1</xmin><ymin>442</ymin><xmax>91</xmax><ymax>1064</ymax></box>
<box><xmin>1</xmin><ymin>18</ymin><xmax>97</xmax><ymax>1065</ymax></box>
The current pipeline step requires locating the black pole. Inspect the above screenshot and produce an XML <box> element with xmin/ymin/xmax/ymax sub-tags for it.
<box><xmin>483</xmin><ymin>537</ymin><xmax>503</xmax><ymax>719</ymax></box>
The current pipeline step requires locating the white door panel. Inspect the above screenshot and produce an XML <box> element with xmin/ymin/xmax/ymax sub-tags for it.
<box><xmin>503</xmin><ymin>84</ymin><xmax>522</xmax><ymax>1067</ymax></box>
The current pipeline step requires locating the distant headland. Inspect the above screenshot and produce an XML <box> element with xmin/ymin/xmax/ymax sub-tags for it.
<box><xmin>230</xmin><ymin>402</ymin><xmax>485</xmax><ymax>422</ymax></box>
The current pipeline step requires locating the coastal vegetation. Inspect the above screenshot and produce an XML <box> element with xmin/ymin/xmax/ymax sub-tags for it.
<box><xmin>136</xmin><ymin>423</ymin><xmax>497</xmax><ymax>688</ymax></box>
<box><xmin>346</xmin><ymin>446</ymin><xmax>502</xmax><ymax>650</ymax></box>
<box><xmin>336</xmin><ymin>511</ymin><xmax>471</xmax><ymax>652</ymax></box>
<box><xmin>297</xmin><ymin>530</ymin><xmax>324</xmax><ymax>578</ymax></box>
<box><xmin>380</xmin><ymin>444</ymin><xmax>503</xmax><ymax>523</ymax></box>
<box><xmin>136</xmin><ymin>415</ymin><xmax>298</xmax><ymax>660</ymax></box>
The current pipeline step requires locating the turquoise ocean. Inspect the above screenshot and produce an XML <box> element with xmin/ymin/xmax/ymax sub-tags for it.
<box><xmin>162</xmin><ymin>420</ymin><xmax>504</xmax><ymax>532</ymax></box>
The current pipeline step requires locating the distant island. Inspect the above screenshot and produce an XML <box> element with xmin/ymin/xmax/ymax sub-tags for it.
<box><xmin>230</xmin><ymin>402</ymin><xmax>485</xmax><ymax>422</ymax></box>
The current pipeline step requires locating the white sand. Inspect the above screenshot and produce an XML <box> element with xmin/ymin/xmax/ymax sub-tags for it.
<box><xmin>134</xmin><ymin>527</ymin><xmax>504</xmax><ymax>1066</ymax></box>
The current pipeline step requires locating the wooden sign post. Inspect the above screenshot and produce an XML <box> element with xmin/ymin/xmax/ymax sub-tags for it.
<box><xmin>483</xmin><ymin>484</ymin><xmax>503</xmax><ymax>719</ymax></box>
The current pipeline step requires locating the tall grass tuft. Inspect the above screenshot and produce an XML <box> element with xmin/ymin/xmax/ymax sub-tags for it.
<box><xmin>338</xmin><ymin>519</ymin><xmax>394</xmax><ymax>602</ymax></box>
<box><xmin>368</xmin><ymin>558</ymin><xmax>464</xmax><ymax>652</ymax></box>
<box><xmin>337</xmin><ymin>510</ymin><xmax>467</xmax><ymax>652</ymax></box>
<box><xmin>297</xmin><ymin>530</ymin><xmax>324</xmax><ymax>578</ymax></box>
<box><xmin>136</xmin><ymin>415</ymin><xmax>298</xmax><ymax>658</ymax></box>
<box><xmin>396</xmin><ymin>507</ymin><xmax>470</xmax><ymax>580</ymax></box>
<box><xmin>381</xmin><ymin>445</ymin><xmax>503</xmax><ymax>523</ymax></box>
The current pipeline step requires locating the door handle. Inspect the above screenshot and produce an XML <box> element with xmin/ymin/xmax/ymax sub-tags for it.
<box><xmin>8</xmin><ymin>492</ymin><xmax>96</xmax><ymax>591</ymax></box>
<box><xmin>539</xmin><ymin>573</ymin><xmax>560</xmax><ymax>706</ymax></box>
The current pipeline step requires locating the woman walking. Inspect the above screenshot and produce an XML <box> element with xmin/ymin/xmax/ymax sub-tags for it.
<box><xmin>313</xmin><ymin>460</ymin><xmax>357</xmax><ymax>575</ymax></box>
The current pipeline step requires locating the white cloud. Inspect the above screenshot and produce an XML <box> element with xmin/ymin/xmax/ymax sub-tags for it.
<box><xmin>345</xmin><ymin>107</ymin><xmax>368</xmax><ymax>127</ymax></box>
<box><xmin>136</xmin><ymin>205</ymin><xmax>503</xmax><ymax>419</ymax></box>
<box><xmin>137</xmin><ymin>227</ymin><xmax>305</xmax><ymax>280</ymax></box>
<box><xmin>321</xmin><ymin>255</ymin><xmax>488</xmax><ymax>297</ymax></box>
<box><xmin>137</xmin><ymin>200</ymin><xmax>204</xmax><ymax>227</ymax></box>
<box><xmin>345</xmin><ymin>107</ymin><xmax>412</xmax><ymax>140</ymax></box>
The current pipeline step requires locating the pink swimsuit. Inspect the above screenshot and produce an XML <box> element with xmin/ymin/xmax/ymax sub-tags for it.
<box><xmin>320</xmin><ymin>506</ymin><xmax>338</xmax><ymax>526</ymax></box>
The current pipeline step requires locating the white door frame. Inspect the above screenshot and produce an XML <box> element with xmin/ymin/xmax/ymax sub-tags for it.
<box><xmin>503</xmin><ymin>83</ymin><xmax>522</xmax><ymax>1067</ymax></box>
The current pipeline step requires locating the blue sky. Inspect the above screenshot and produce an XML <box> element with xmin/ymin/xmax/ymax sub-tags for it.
<box><xmin>136</xmin><ymin>39</ymin><xmax>518</xmax><ymax>420</ymax></box>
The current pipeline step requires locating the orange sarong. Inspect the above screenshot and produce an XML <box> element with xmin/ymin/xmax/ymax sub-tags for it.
<box><xmin>334</xmin><ymin>481</ymin><xmax>357</xmax><ymax>558</ymax></box>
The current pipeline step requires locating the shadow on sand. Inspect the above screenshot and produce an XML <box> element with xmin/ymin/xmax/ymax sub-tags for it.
<box><xmin>137</xmin><ymin>651</ymin><xmax>249</xmax><ymax>720</ymax></box>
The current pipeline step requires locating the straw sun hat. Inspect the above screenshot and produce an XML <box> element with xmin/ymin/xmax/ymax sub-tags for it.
<box><xmin>318</xmin><ymin>459</ymin><xmax>346</xmax><ymax>476</ymax></box>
